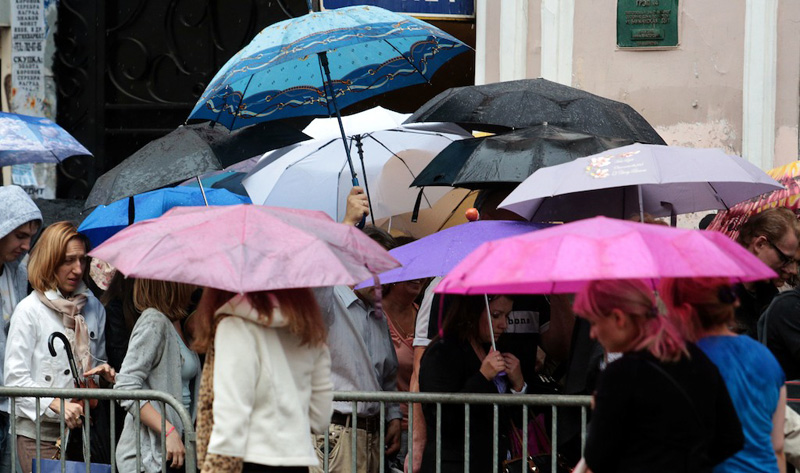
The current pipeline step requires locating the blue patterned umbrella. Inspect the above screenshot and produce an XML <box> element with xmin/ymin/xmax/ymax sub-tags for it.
<box><xmin>188</xmin><ymin>5</ymin><xmax>468</xmax><ymax>130</ymax></box>
<box><xmin>0</xmin><ymin>112</ymin><xmax>91</xmax><ymax>166</ymax></box>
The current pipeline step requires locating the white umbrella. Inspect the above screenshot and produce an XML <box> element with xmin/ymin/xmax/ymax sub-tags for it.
<box><xmin>499</xmin><ymin>143</ymin><xmax>784</xmax><ymax>223</ymax></box>
<box><xmin>302</xmin><ymin>106</ymin><xmax>410</xmax><ymax>140</ymax></box>
<box><xmin>242</xmin><ymin>124</ymin><xmax>470</xmax><ymax>223</ymax></box>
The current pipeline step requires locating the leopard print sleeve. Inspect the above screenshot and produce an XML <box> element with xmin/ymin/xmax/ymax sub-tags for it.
<box><xmin>201</xmin><ymin>453</ymin><xmax>244</xmax><ymax>473</ymax></box>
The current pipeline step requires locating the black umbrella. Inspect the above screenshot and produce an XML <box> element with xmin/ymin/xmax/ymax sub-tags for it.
<box><xmin>84</xmin><ymin>121</ymin><xmax>310</xmax><ymax>209</ymax></box>
<box><xmin>411</xmin><ymin>125</ymin><xmax>635</xmax><ymax>189</ymax></box>
<box><xmin>405</xmin><ymin>78</ymin><xmax>666</xmax><ymax>145</ymax></box>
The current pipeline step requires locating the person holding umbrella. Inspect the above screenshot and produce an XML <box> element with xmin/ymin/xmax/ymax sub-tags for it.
<box><xmin>418</xmin><ymin>294</ymin><xmax>525</xmax><ymax>473</ymax></box>
<box><xmin>5</xmin><ymin>221</ymin><xmax>115</xmax><ymax>473</ymax></box>
<box><xmin>574</xmin><ymin>279</ymin><xmax>743</xmax><ymax>473</ymax></box>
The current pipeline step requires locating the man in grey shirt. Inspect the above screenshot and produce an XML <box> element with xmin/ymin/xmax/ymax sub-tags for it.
<box><xmin>312</xmin><ymin>190</ymin><xmax>401</xmax><ymax>473</ymax></box>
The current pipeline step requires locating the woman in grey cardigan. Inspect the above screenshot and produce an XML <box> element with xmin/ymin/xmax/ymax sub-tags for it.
<box><xmin>114</xmin><ymin>279</ymin><xmax>199</xmax><ymax>473</ymax></box>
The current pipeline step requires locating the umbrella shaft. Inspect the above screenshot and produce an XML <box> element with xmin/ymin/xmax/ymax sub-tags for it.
<box><xmin>317</xmin><ymin>52</ymin><xmax>359</xmax><ymax>183</ymax></box>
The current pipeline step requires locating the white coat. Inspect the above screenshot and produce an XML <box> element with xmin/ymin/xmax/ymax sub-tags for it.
<box><xmin>4</xmin><ymin>290</ymin><xmax>106</xmax><ymax>431</ymax></box>
<box><xmin>206</xmin><ymin>294</ymin><xmax>333</xmax><ymax>466</ymax></box>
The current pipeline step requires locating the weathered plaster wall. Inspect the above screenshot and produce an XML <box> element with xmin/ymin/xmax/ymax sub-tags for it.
<box><xmin>774</xmin><ymin>1</ymin><xmax>800</xmax><ymax>165</ymax></box>
<box><xmin>480</xmin><ymin>1</ymin><xmax>800</xmax><ymax>168</ymax></box>
<box><xmin>572</xmin><ymin>1</ymin><xmax>745</xmax><ymax>152</ymax></box>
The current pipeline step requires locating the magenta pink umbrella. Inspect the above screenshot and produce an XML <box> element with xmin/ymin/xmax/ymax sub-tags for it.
<box><xmin>89</xmin><ymin>204</ymin><xmax>400</xmax><ymax>293</ymax></box>
<box><xmin>436</xmin><ymin>216</ymin><xmax>776</xmax><ymax>295</ymax></box>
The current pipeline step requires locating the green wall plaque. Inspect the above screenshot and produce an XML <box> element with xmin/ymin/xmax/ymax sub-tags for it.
<box><xmin>617</xmin><ymin>0</ymin><xmax>679</xmax><ymax>48</ymax></box>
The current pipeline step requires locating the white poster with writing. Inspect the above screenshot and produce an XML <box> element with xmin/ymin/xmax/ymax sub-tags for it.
<box><xmin>8</xmin><ymin>0</ymin><xmax>56</xmax><ymax>198</ymax></box>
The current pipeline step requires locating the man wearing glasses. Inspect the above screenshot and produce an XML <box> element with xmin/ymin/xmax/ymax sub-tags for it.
<box><xmin>734</xmin><ymin>207</ymin><xmax>800</xmax><ymax>338</ymax></box>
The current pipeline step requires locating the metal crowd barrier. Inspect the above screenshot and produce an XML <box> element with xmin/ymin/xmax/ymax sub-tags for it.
<box><xmin>0</xmin><ymin>386</ymin><xmax>195</xmax><ymax>473</ymax></box>
<box><xmin>0</xmin><ymin>387</ymin><xmax>591</xmax><ymax>473</ymax></box>
<box><xmin>328</xmin><ymin>392</ymin><xmax>593</xmax><ymax>473</ymax></box>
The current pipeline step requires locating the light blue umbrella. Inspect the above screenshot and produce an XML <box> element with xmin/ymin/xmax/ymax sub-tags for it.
<box><xmin>0</xmin><ymin>112</ymin><xmax>91</xmax><ymax>166</ymax></box>
<box><xmin>189</xmin><ymin>4</ymin><xmax>468</xmax><ymax>216</ymax></box>
<box><xmin>189</xmin><ymin>5</ymin><xmax>468</xmax><ymax>130</ymax></box>
<box><xmin>79</xmin><ymin>186</ymin><xmax>250</xmax><ymax>248</ymax></box>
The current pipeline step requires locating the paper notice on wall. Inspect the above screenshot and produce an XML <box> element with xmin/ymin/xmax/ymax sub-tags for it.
<box><xmin>11</xmin><ymin>0</ymin><xmax>46</xmax><ymax>113</ymax></box>
<box><xmin>8</xmin><ymin>0</ymin><xmax>56</xmax><ymax>198</ymax></box>
<box><xmin>11</xmin><ymin>164</ymin><xmax>37</xmax><ymax>187</ymax></box>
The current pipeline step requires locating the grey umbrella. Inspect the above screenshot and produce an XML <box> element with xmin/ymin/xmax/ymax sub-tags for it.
<box><xmin>405</xmin><ymin>78</ymin><xmax>666</xmax><ymax>145</ymax></box>
<box><xmin>84</xmin><ymin>121</ymin><xmax>310</xmax><ymax>210</ymax></box>
<box><xmin>498</xmin><ymin>143</ymin><xmax>784</xmax><ymax>224</ymax></box>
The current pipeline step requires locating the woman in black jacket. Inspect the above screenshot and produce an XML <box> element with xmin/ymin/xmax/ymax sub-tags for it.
<box><xmin>575</xmin><ymin>279</ymin><xmax>744</xmax><ymax>473</ymax></box>
<box><xmin>418</xmin><ymin>294</ymin><xmax>526</xmax><ymax>473</ymax></box>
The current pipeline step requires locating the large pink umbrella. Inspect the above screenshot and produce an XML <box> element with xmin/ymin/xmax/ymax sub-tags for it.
<box><xmin>89</xmin><ymin>205</ymin><xmax>400</xmax><ymax>293</ymax></box>
<box><xmin>436</xmin><ymin>216</ymin><xmax>776</xmax><ymax>295</ymax></box>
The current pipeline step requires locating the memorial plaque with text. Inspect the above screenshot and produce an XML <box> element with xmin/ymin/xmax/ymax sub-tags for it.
<box><xmin>617</xmin><ymin>0</ymin><xmax>678</xmax><ymax>48</ymax></box>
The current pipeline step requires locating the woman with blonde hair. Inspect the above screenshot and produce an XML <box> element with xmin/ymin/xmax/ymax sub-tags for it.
<box><xmin>114</xmin><ymin>278</ymin><xmax>198</xmax><ymax>473</ymax></box>
<box><xmin>5</xmin><ymin>221</ymin><xmax>115</xmax><ymax>472</ymax></box>
<box><xmin>663</xmin><ymin>277</ymin><xmax>787</xmax><ymax>473</ymax></box>
<box><xmin>574</xmin><ymin>279</ymin><xmax>743</xmax><ymax>473</ymax></box>
<box><xmin>193</xmin><ymin>287</ymin><xmax>333</xmax><ymax>473</ymax></box>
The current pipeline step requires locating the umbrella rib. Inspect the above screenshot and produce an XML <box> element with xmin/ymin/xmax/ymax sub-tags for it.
<box><xmin>369</xmin><ymin>132</ymin><xmax>438</xmax><ymax>208</ymax></box>
<box><xmin>706</xmin><ymin>181</ymin><xmax>730</xmax><ymax>210</ymax></box>
<box><xmin>435</xmin><ymin>190</ymin><xmax>476</xmax><ymax>233</ymax></box>
<box><xmin>381</xmin><ymin>38</ymin><xmax>430</xmax><ymax>83</ymax></box>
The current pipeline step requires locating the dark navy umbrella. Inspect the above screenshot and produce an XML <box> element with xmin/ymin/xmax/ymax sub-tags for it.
<box><xmin>411</xmin><ymin>125</ymin><xmax>635</xmax><ymax>189</ymax></box>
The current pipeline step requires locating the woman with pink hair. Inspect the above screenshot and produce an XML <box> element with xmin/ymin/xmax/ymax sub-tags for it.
<box><xmin>575</xmin><ymin>279</ymin><xmax>743</xmax><ymax>473</ymax></box>
<box><xmin>663</xmin><ymin>277</ymin><xmax>786</xmax><ymax>473</ymax></box>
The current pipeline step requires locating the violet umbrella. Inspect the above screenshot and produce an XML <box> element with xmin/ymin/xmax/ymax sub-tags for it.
<box><xmin>89</xmin><ymin>205</ymin><xmax>399</xmax><ymax>292</ymax></box>
<box><xmin>436</xmin><ymin>216</ymin><xmax>777</xmax><ymax>295</ymax></box>
<box><xmin>357</xmin><ymin>220</ymin><xmax>549</xmax><ymax>288</ymax></box>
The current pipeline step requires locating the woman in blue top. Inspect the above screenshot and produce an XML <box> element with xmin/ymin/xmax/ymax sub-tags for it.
<box><xmin>663</xmin><ymin>277</ymin><xmax>786</xmax><ymax>473</ymax></box>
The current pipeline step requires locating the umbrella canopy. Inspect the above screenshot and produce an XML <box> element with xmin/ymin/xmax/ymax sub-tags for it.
<box><xmin>188</xmin><ymin>6</ymin><xmax>468</xmax><ymax>130</ymax></box>
<box><xmin>405</xmin><ymin>78</ymin><xmax>666</xmax><ymax>144</ymax></box>
<box><xmin>356</xmin><ymin>220</ymin><xmax>549</xmax><ymax>288</ymax></box>
<box><xmin>375</xmin><ymin>188</ymin><xmax>477</xmax><ymax>239</ymax></box>
<box><xmin>707</xmin><ymin>161</ymin><xmax>800</xmax><ymax>240</ymax></box>
<box><xmin>79</xmin><ymin>187</ymin><xmax>251</xmax><ymax>248</ymax></box>
<box><xmin>89</xmin><ymin>205</ymin><xmax>400</xmax><ymax>293</ymax></box>
<box><xmin>303</xmin><ymin>106</ymin><xmax>410</xmax><ymax>140</ymax></box>
<box><xmin>436</xmin><ymin>216</ymin><xmax>777</xmax><ymax>295</ymax></box>
<box><xmin>0</xmin><ymin>112</ymin><xmax>92</xmax><ymax>166</ymax></box>
<box><xmin>84</xmin><ymin>121</ymin><xmax>309</xmax><ymax>209</ymax></box>
<box><xmin>411</xmin><ymin>124</ymin><xmax>634</xmax><ymax>189</ymax></box>
<box><xmin>242</xmin><ymin>124</ymin><xmax>469</xmax><ymax>222</ymax></box>
<box><xmin>499</xmin><ymin>143</ymin><xmax>784</xmax><ymax>222</ymax></box>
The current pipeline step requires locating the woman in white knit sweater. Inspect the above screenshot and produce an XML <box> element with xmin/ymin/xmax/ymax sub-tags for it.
<box><xmin>193</xmin><ymin>288</ymin><xmax>333</xmax><ymax>473</ymax></box>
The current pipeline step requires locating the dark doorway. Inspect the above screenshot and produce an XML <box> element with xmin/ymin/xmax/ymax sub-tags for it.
<box><xmin>53</xmin><ymin>1</ymin><xmax>474</xmax><ymax>199</ymax></box>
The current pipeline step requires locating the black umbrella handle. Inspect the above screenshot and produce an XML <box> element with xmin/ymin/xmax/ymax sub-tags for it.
<box><xmin>354</xmin><ymin>135</ymin><xmax>375</xmax><ymax>227</ymax></box>
<box><xmin>351</xmin><ymin>176</ymin><xmax>366</xmax><ymax>229</ymax></box>
<box><xmin>47</xmin><ymin>332</ymin><xmax>83</xmax><ymax>387</ymax></box>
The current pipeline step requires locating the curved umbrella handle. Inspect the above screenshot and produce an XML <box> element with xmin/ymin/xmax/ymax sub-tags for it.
<box><xmin>47</xmin><ymin>332</ymin><xmax>83</xmax><ymax>387</ymax></box>
<box><xmin>47</xmin><ymin>332</ymin><xmax>70</xmax><ymax>358</ymax></box>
